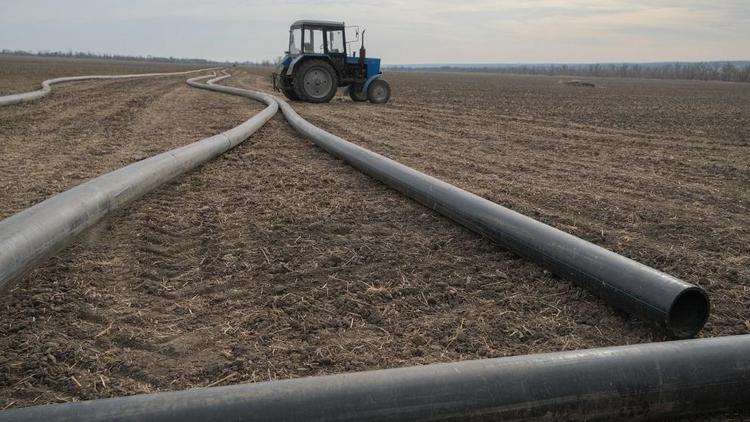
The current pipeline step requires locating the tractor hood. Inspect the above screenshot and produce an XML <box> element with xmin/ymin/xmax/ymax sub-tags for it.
<box><xmin>347</xmin><ymin>57</ymin><xmax>382</xmax><ymax>77</ymax></box>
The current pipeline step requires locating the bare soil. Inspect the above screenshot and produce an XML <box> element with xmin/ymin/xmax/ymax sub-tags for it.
<box><xmin>0</xmin><ymin>58</ymin><xmax>748</xmax><ymax>418</ymax></box>
<box><xmin>0</xmin><ymin>56</ymin><xmax>204</xmax><ymax>96</ymax></box>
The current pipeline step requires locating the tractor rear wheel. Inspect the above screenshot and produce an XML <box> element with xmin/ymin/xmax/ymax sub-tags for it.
<box><xmin>282</xmin><ymin>87</ymin><xmax>299</xmax><ymax>101</ymax></box>
<box><xmin>293</xmin><ymin>60</ymin><xmax>338</xmax><ymax>103</ymax></box>
<box><xmin>348</xmin><ymin>83</ymin><xmax>367</xmax><ymax>102</ymax></box>
<box><xmin>367</xmin><ymin>79</ymin><xmax>391</xmax><ymax>104</ymax></box>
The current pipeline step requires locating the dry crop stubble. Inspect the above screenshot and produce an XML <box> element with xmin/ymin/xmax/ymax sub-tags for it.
<box><xmin>0</xmin><ymin>59</ymin><xmax>748</xmax><ymax>421</ymax></box>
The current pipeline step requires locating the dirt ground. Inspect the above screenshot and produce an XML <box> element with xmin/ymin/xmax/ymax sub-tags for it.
<box><xmin>0</xmin><ymin>56</ymin><xmax>205</xmax><ymax>96</ymax></box>
<box><xmin>0</xmin><ymin>57</ymin><xmax>748</xmax><ymax>418</ymax></box>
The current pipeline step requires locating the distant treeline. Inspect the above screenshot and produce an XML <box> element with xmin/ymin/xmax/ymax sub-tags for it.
<box><xmin>387</xmin><ymin>62</ymin><xmax>750</xmax><ymax>83</ymax></box>
<box><xmin>0</xmin><ymin>49</ymin><xmax>276</xmax><ymax>67</ymax></box>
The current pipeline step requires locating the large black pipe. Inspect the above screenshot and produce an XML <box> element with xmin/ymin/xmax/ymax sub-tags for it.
<box><xmin>3</xmin><ymin>335</ymin><xmax>749</xmax><ymax>421</ymax></box>
<box><xmin>273</xmin><ymin>98</ymin><xmax>709</xmax><ymax>338</ymax></box>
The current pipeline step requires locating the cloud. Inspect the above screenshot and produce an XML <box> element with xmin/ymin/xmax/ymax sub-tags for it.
<box><xmin>1</xmin><ymin>0</ymin><xmax>748</xmax><ymax>63</ymax></box>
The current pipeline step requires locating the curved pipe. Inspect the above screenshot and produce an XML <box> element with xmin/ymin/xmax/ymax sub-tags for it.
<box><xmin>0</xmin><ymin>71</ymin><xmax>278</xmax><ymax>292</ymax></box>
<box><xmin>273</xmin><ymin>97</ymin><xmax>709</xmax><ymax>338</ymax></box>
<box><xmin>0</xmin><ymin>67</ymin><xmax>219</xmax><ymax>106</ymax></box>
<box><xmin>2</xmin><ymin>335</ymin><xmax>749</xmax><ymax>421</ymax></box>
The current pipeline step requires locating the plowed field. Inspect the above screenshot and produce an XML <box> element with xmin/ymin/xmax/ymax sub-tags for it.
<box><xmin>1</xmin><ymin>57</ymin><xmax>748</xmax><ymax>418</ymax></box>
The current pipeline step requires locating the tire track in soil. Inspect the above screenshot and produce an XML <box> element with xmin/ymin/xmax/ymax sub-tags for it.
<box><xmin>0</xmin><ymin>69</ymin><xmax>267</xmax><ymax>405</ymax></box>
<box><xmin>0</xmin><ymin>75</ymin><xmax>223</xmax><ymax>218</ymax></box>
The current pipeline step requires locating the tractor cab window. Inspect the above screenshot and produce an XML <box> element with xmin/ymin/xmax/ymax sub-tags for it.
<box><xmin>289</xmin><ymin>28</ymin><xmax>302</xmax><ymax>54</ymax></box>
<box><xmin>327</xmin><ymin>29</ymin><xmax>344</xmax><ymax>54</ymax></box>
<box><xmin>303</xmin><ymin>28</ymin><xmax>324</xmax><ymax>54</ymax></box>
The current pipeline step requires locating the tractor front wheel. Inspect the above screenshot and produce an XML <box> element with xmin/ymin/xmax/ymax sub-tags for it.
<box><xmin>282</xmin><ymin>87</ymin><xmax>299</xmax><ymax>101</ymax></box>
<box><xmin>367</xmin><ymin>79</ymin><xmax>391</xmax><ymax>104</ymax></box>
<box><xmin>348</xmin><ymin>83</ymin><xmax>367</xmax><ymax>102</ymax></box>
<box><xmin>293</xmin><ymin>60</ymin><xmax>338</xmax><ymax>103</ymax></box>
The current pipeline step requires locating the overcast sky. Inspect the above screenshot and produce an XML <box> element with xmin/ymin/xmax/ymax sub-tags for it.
<box><xmin>1</xmin><ymin>0</ymin><xmax>748</xmax><ymax>64</ymax></box>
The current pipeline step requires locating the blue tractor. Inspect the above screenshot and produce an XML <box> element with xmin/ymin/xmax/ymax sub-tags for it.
<box><xmin>272</xmin><ymin>20</ymin><xmax>391</xmax><ymax>104</ymax></box>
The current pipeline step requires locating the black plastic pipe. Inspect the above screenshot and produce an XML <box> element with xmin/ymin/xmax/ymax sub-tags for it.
<box><xmin>274</xmin><ymin>98</ymin><xmax>709</xmax><ymax>338</ymax></box>
<box><xmin>3</xmin><ymin>335</ymin><xmax>749</xmax><ymax>421</ymax></box>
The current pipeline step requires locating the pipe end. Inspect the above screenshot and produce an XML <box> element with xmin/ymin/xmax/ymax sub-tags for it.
<box><xmin>668</xmin><ymin>288</ymin><xmax>710</xmax><ymax>339</ymax></box>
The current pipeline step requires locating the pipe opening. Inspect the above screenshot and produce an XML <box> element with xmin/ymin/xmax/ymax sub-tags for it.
<box><xmin>668</xmin><ymin>288</ymin><xmax>710</xmax><ymax>338</ymax></box>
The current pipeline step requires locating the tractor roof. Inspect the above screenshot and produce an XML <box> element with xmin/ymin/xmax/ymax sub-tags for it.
<box><xmin>291</xmin><ymin>19</ymin><xmax>344</xmax><ymax>28</ymax></box>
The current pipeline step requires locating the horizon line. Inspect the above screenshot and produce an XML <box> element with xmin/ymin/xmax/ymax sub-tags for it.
<box><xmin>2</xmin><ymin>50</ymin><xmax>749</xmax><ymax>67</ymax></box>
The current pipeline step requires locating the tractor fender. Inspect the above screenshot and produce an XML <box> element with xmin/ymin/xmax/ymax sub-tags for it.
<box><xmin>285</xmin><ymin>56</ymin><xmax>304</xmax><ymax>76</ymax></box>
<box><xmin>361</xmin><ymin>73</ymin><xmax>383</xmax><ymax>96</ymax></box>
<box><xmin>285</xmin><ymin>54</ymin><xmax>336</xmax><ymax>77</ymax></box>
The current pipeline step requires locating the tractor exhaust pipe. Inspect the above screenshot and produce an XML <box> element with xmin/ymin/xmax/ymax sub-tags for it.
<box><xmin>3</xmin><ymin>335</ymin><xmax>749</xmax><ymax>421</ymax></box>
<box><xmin>273</xmin><ymin>96</ymin><xmax>709</xmax><ymax>338</ymax></box>
<box><xmin>359</xmin><ymin>29</ymin><xmax>366</xmax><ymax>63</ymax></box>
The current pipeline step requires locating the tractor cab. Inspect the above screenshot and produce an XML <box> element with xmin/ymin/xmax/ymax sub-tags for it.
<box><xmin>287</xmin><ymin>21</ymin><xmax>345</xmax><ymax>56</ymax></box>
<box><xmin>273</xmin><ymin>20</ymin><xmax>391</xmax><ymax>104</ymax></box>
